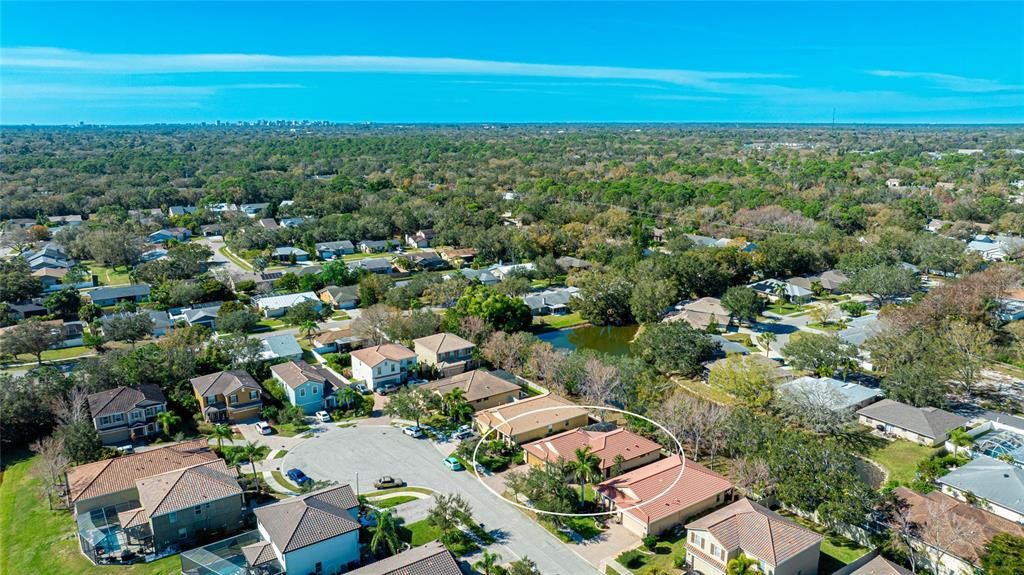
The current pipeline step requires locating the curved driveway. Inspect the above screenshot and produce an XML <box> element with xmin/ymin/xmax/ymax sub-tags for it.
<box><xmin>283</xmin><ymin>425</ymin><xmax>601</xmax><ymax>575</ymax></box>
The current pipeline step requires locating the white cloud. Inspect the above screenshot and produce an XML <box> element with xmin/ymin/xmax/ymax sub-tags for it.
<box><xmin>0</xmin><ymin>81</ymin><xmax>301</xmax><ymax>100</ymax></box>
<box><xmin>867</xmin><ymin>70</ymin><xmax>1023</xmax><ymax>93</ymax></box>
<box><xmin>0</xmin><ymin>46</ymin><xmax>790</xmax><ymax>93</ymax></box>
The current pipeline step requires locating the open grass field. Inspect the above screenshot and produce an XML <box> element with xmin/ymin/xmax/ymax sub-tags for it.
<box><xmin>616</xmin><ymin>530</ymin><xmax>687</xmax><ymax>574</ymax></box>
<box><xmin>399</xmin><ymin>518</ymin><xmax>443</xmax><ymax>547</ymax></box>
<box><xmin>867</xmin><ymin>440</ymin><xmax>939</xmax><ymax>486</ymax></box>
<box><xmin>534</xmin><ymin>312</ymin><xmax>587</xmax><ymax>329</ymax></box>
<box><xmin>0</xmin><ymin>452</ymin><xmax>180</xmax><ymax>575</ymax></box>
<box><xmin>82</xmin><ymin>260</ymin><xmax>133</xmax><ymax>286</ymax></box>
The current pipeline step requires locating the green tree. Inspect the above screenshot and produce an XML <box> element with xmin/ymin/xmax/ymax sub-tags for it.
<box><xmin>427</xmin><ymin>492</ymin><xmax>476</xmax><ymax>544</ymax></box>
<box><xmin>240</xmin><ymin>441</ymin><xmax>262</xmax><ymax>489</ymax></box>
<box><xmin>445</xmin><ymin>284</ymin><xmax>532</xmax><ymax>333</ymax></box>
<box><xmin>629</xmin><ymin>277</ymin><xmax>677</xmax><ymax>324</ymax></box>
<box><xmin>57</xmin><ymin>421</ymin><xmax>103</xmax><ymax>464</ymax></box>
<box><xmin>0</xmin><ymin>258</ymin><xmax>43</xmax><ymax>303</ymax></box>
<box><xmin>369</xmin><ymin>509</ymin><xmax>403</xmax><ymax>557</ymax></box>
<box><xmin>569</xmin><ymin>269</ymin><xmax>634</xmax><ymax>326</ymax></box>
<box><xmin>156</xmin><ymin>410</ymin><xmax>181</xmax><ymax>436</ymax></box>
<box><xmin>474</xmin><ymin>550</ymin><xmax>501</xmax><ymax>575</ymax></box>
<box><xmin>103</xmin><ymin>311</ymin><xmax>154</xmax><ymax>348</ymax></box>
<box><xmin>981</xmin><ymin>533</ymin><xmax>1024</xmax><ymax>575</ymax></box>
<box><xmin>721</xmin><ymin>286</ymin><xmax>762</xmax><ymax>325</ymax></box>
<box><xmin>633</xmin><ymin>321</ymin><xmax>720</xmax><ymax>376</ymax></box>
<box><xmin>781</xmin><ymin>333</ymin><xmax>857</xmax><ymax>378</ymax></box>
<box><xmin>211</xmin><ymin>423</ymin><xmax>233</xmax><ymax>451</ymax></box>
<box><xmin>217</xmin><ymin>309</ymin><xmax>260</xmax><ymax>334</ymax></box>
<box><xmin>43</xmin><ymin>288</ymin><xmax>81</xmax><ymax>319</ymax></box>
<box><xmin>443</xmin><ymin>388</ymin><xmax>473</xmax><ymax>424</ymax></box>
<box><xmin>842</xmin><ymin>264</ymin><xmax>919</xmax><ymax>307</ymax></box>
<box><xmin>709</xmin><ymin>354</ymin><xmax>775</xmax><ymax>408</ymax></box>
<box><xmin>383</xmin><ymin>387</ymin><xmax>432</xmax><ymax>426</ymax></box>
<box><xmin>0</xmin><ymin>318</ymin><xmax>63</xmax><ymax>365</ymax></box>
<box><xmin>299</xmin><ymin>320</ymin><xmax>321</xmax><ymax>345</ymax></box>
<box><xmin>759</xmin><ymin>331</ymin><xmax>776</xmax><ymax>357</ymax></box>
<box><xmin>726</xmin><ymin>553</ymin><xmax>759</xmax><ymax>575</ymax></box>
<box><xmin>506</xmin><ymin>557</ymin><xmax>541</xmax><ymax>575</ymax></box>
<box><xmin>284</xmin><ymin>300</ymin><xmax>323</xmax><ymax>326</ymax></box>
<box><xmin>569</xmin><ymin>446</ymin><xmax>602</xmax><ymax>510</ymax></box>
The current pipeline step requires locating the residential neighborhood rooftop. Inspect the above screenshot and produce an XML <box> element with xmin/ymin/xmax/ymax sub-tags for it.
<box><xmin>597</xmin><ymin>455</ymin><xmax>732</xmax><ymax>523</ymax></box>
<box><xmin>856</xmin><ymin>399</ymin><xmax>969</xmax><ymax>440</ymax></box>
<box><xmin>686</xmin><ymin>498</ymin><xmax>823</xmax><ymax>567</ymax></box>
<box><xmin>86</xmin><ymin>384</ymin><xmax>167</xmax><ymax>418</ymax></box>
<box><xmin>253</xmin><ymin>484</ymin><xmax>360</xmax><ymax>553</ymax></box>
<box><xmin>136</xmin><ymin>459</ymin><xmax>241</xmax><ymax>519</ymax></box>
<box><xmin>475</xmin><ymin>394</ymin><xmax>589</xmax><ymax>437</ymax></box>
<box><xmin>351</xmin><ymin>343</ymin><xmax>416</xmax><ymax>367</ymax></box>
<box><xmin>421</xmin><ymin>369</ymin><xmax>521</xmax><ymax>403</ymax></box>
<box><xmin>525</xmin><ymin>427</ymin><xmax>662</xmax><ymax>471</ymax></box>
<box><xmin>937</xmin><ymin>455</ymin><xmax>1024</xmax><ymax>516</ymax></box>
<box><xmin>345</xmin><ymin>541</ymin><xmax>461</xmax><ymax>575</ymax></box>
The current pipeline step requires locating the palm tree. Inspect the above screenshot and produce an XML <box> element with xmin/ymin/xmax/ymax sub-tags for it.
<box><xmin>727</xmin><ymin>553</ymin><xmax>759</xmax><ymax>575</ymax></box>
<box><xmin>444</xmin><ymin>388</ymin><xmax>473</xmax><ymax>424</ymax></box>
<box><xmin>300</xmin><ymin>320</ymin><xmax>321</xmax><ymax>345</ymax></box>
<box><xmin>211</xmin><ymin>424</ymin><xmax>233</xmax><ymax>452</ymax></box>
<box><xmin>155</xmin><ymin>411</ymin><xmax>181</xmax><ymax>437</ymax></box>
<box><xmin>759</xmin><ymin>331</ymin><xmax>776</xmax><ymax>357</ymax></box>
<box><xmin>772</xmin><ymin>282</ymin><xmax>787</xmax><ymax>312</ymax></box>
<box><xmin>370</xmin><ymin>509</ymin><xmax>403</xmax><ymax>557</ymax></box>
<box><xmin>240</xmin><ymin>441</ymin><xmax>261</xmax><ymax>489</ymax></box>
<box><xmin>474</xmin><ymin>550</ymin><xmax>501</xmax><ymax>575</ymax></box>
<box><xmin>569</xmin><ymin>446</ymin><xmax>602</xmax><ymax>511</ymax></box>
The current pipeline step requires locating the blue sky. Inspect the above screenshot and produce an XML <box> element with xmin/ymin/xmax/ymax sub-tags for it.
<box><xmin>2</xmin><ymin>2</ymin><xmax>1022</xmax><ymax>124</ymax></box>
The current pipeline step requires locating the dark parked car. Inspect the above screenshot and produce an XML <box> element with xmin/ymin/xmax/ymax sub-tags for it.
<box><xmin>286</xmin><ymin>468</ymin><xmax>311</xmax><ymax>486</ymax></box>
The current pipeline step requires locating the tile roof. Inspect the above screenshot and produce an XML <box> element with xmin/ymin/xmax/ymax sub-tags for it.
<box><xmin>271</xmin><ymin>360</ymin><xmax>344</xmax><ymax>391</ymax></box>
<box><xmin>351</xmin><ymin>343</ymin><xmax>416</xmax><ymax>367</ymax></box>
<box><xmin>686</xmin><ymin>498</ymin><xmax>822</xmax><ymax>567</ymax></box>
<box><xmin>525</xmin><ymin>427</ymin><xmax>662</xmax><ymax>471</ymax></box>
<box><xmin>413</xmin><ymin>332</ymin><xmax>475</xmax><ymax>355</ymax></box>
<box><xmin>32</xmin><ymin>267</ymin><xmax>68</xmax><ymax>278</ymax></box>
<box><xmin>86</xmin><ymin>384</ymin><xmax>167</xmax><ymax>418</ymax></box>
<box><xmin>598</xmin><ymin>455</ymin><xmax>732</xmax><ymax>523</ymax></box>
<box><xmin>116</xmin><ymin>504</ymin><xmax>150</xmax><ymax>530</ymax></box>
<box><xmin>937</xmin><ymin>455</ymin><xmax>1024</xmax><ymax>515</ymax></box>
<box><xmin>895</xmin><ymin>487</ymin><xmax>1024</xmax><ymax>565</ymax></box>
<box><xmin>255</xmin><ymin>484</ymin><xmax>360</xmax><ymax>553</ymax></box>
<box><xmin>66</xmin><ymin>439</ymin><xmax>217</xmax><ymax>503</ymax></box>
<box><xmin>856</xmin><ymin>399</ymin><xmax>968</xmax><ymax>440</ymax></box>
<box><xmin>849</xmin><ymin>555</ymin><xmax>913</xmax><ymax>575</ymax></box>
<box><xmin>475</xmin><ymin>394</ymin><xmax>589</xmax><ymax>438</ymax></box>
<box><xmin>190</xmin><ymin>370</ymin><xmax>261</xmax><ymax>398</ymax></box>
<box><xmin>421</xmin><ymin>370</ymin><xmax>521</xmax><ymax>403</ymax></box>
<box><xmin>346</xmin><ymin>541</ymin><xmax>461</xmax><ymax>575</ymax></box>
<box><xmin>241</xmin><ymin>541</ymin><xmax>279</xmax><ymax>567</ymax></box>
<box><xmin>136</xmin><ymin>459</ymin><xmax>241</xmax><ymax>518</ymax></box>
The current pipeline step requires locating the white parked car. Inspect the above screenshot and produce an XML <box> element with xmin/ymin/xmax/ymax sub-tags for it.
<box><xmin>315</xmin><ymin>411</ymin><xmax>332</xmax><ymax>423</ymax></box>
<box><xmin>402</xmin><ymin>425</ymin><xmax>425</xmax><ymax>438</ymax></box>
<box><xmin>255</xmin><ymin>421</ymin><xmax>273</xmax><ymax>435</ymax></box>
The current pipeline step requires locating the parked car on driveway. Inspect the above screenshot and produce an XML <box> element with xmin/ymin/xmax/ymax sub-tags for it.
<box><xmin>443</xmin><ymin>456</ymin><xmax>464</xmax><ymax>471</ymax></box>
<box><xmin>454</xmin><ymin>428</ymin><xmax>475</xmax><ymax>440</ymax></box>
<box><xmin>286</xmin><ymin>468</ymin><xmax>311</xmax><ymax>486</ymax></box>
<box><xmin>402</xmin><ymin>425</ymin><xmax>424</xmax><ymax>438</ymax></box>
<box><xmin>315</xmin><ymin>410</ymin><xmax>332</xmax><ymax>423</ymax></box>
<box><xmin>354</xmin><ymin>383</ymin><xmax>370</xmax><ymax>394</ymax></box>
<box><xmin>373</xmin><ymin>475</ymin><xmax>405</xmax><ymax>489</ymax></box>
<box><xmin>255</xmin><ymin>421</ymin><xmax>273</xmax><ymax>435</ymax></box>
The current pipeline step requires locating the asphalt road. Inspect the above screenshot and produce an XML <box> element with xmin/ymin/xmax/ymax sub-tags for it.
<box><xmin>283</xmin><ymin>426</ymin><xmax>602</xmax><ymax>575</ymax></box>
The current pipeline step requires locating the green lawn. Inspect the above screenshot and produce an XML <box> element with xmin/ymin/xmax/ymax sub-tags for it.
<box><xmin>81</xmin><ymin>260</ymin><xmax>132</xmax><ymax>286</ymax></box>
<box><xmin>0</xmin><ymin>453</ymin><xmax>180</xmax><ymax>575</ymax></box>
<box><xmin>218</xmin><ymin>247</ymin><xmax>254</xmax><ymax>271</ymax></box>
<box><xmin>371</xmin><ymin>495</ymin><xmax>418</xmax><ymax>509</ymax></box>
<box><xmin>10</xmin><ymin>345</ymin><xmax>93</xmax><ymax>364</ymax></box>
<box><xmin>271</xmin><ymin>470</ymin><xmax>301</xmax><ymax>491</ymax></box>
<box><xmin>274</xmin><ymin>422</ymin><xmax>311</xmax><ymax>437</ymax></box>
<box><xmin>722</xmin><ymin>332</ymin><xmax>753</xmax><ymax>347</ymax></box>
<box><xmin>534</xmin><ymin>312</ymin><xmax>587</xmax><ymax>329</ymax></box>
<box><xmin>399</xmin><ymin>519</ymin><xmax>443</xmax><ymax>547</ymax></box>
<box><xmin>255</xmin><ymin>318</ymin><xmax>288</xmax><ymax>331</ymax></box>
<box><xmin>272</xmin><ymin>450</ymin><xmax>288</xmax><ymax>459</ymax></box>
<box><xmin>778</xmin><ymin>510</ymin><xmax>871</xmax><ymax>573</ymax></box>
<box><xmin>362</xmin><ymin>486</ymin><xmax>435</xmax><ymax>497</ymax></box>
<box><xmin>868</xmin><ymin>440</ymin><xmax>940</xmax><ymax>485</ymax></box>
<box><xmin>615</xmin><ymin>531</ymin><xmax>688</xmax><ymax>574</ymax></box>
<box><xmin>806</xmin><ymin>321</ymin><xmax>848</xmax><ymax>332</ymax></box>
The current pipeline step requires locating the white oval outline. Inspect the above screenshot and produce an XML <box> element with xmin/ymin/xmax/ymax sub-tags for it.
<box><xmin>470</xmin><ymin>404</ymin><xmax>686</xmax><ymax>517</ymax></box>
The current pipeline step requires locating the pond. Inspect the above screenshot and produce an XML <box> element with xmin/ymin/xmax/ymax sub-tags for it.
<box><xmin>536</xmin><ymin>324</ymin><xmax>639</xmax><ymax>356</ymax></box>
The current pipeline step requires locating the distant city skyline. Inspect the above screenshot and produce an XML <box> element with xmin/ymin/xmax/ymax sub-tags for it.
<box><xmin>2</xmin><ymin>2</ymin><xmax>1022</xmax><ymax>125</ymax></box>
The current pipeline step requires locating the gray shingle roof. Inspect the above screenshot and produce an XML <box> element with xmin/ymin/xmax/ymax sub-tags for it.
<box><xmin>777</xmin><ymin>376</ymin><xmax>881</xmax><ymax>411</ymax></box>
<box><xmin>856</xmin><ymin>399</ymin><xmax>968</xmax><ymax>440</ymax></box>
<box><xmin>345</xmin><ymin>541</ymin><xmax>461</xmax><ymax>575</ymax></box>
<box><xmin>254</xmin><ymin>484</ymin><xmax>360</xmax><ymax>553</ymax></box>
<box><xmin>86</xmin><ymin>384</ymin><xmax>166</xmax><ymax>418</ymax></box>
<box><xmin>937</xmin><ymin>455</ymin><xmax>1024</xmax><ymax>515</ymax></box>
<box><xmin>88</xmin><ymin>283</ymin><xmax>151</xmax><ymax>301</ymax></box>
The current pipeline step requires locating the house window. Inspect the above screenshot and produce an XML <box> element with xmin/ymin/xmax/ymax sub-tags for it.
<box><xmin>112</xmin><ymin>413</ymin><xmax>124</xmax><ymax>422</ymax></box>
<box><xmin>168</xmin><ymin>512</ymin><xmax>177</xmax><ymax>524</ymax></box>
<box><xmin>710</xmin><ymin>543</ymin><xmax>719</xmax><ymax>557</ymax></box>
<box><xmin>99</xmin><ymin>416</ymin><xmax>111</xmax><ymax>425</ymax></box>
<box><xmin>229</xmin><ymin>394</ymin><xmax>238</xmax><ymax>404</ymax></box>
<box><xmin>194</xmin><ymin>505</ymin><xmax>202</xmax><ymax>515</ymax></box>
<box><xmin>313</xmin><ymin>386</ymin><xmax>318</xmax><ymax>395</ymax></box>
<box><xmin>178</xmin><ymin>527</ymin><xmax>187</xmax><ymax>539</ymax></box>
<box><xmin>145</xmin><ymin>407</ymin><xmax>155</xmax><ymax>417</ymax></box>
<box><xmin>249</xmin><ymin>391</ymin><xmax>258</xmax><ymax>401</ymax></box>
<box><xmin>300</xmin><ymin>389</ymin><xmax>306</xmax><ymax>397</ymax></box>
<box><xmin>206</xmin><ymin>395</ymin><xmax>217</xmax><ymax>405</ymax></box>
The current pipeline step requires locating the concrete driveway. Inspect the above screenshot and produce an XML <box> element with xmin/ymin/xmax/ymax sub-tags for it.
<box><xmin>283</xmin><ymin>426</ymin><xmax>602</xmax><ymax>574</ymax></box>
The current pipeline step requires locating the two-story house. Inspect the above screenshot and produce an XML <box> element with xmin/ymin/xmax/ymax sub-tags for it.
<box><xmin>86</xmin><ymin>384</ymin><xmax>169</xmax><ymax>446</ymax></box>
<box><xmin>413</xmin><ymin>332</ymin><xmax>476</xmax><ymax>377</ymax></box>
<box><xmin>421</xmin><ymin>370</ymin><xmax>522</xmax><ymax>412</ymax></box>
<box><xmin>190</xmin><ymin>370</ymin><xmax>264</xmax><ymax>423</ymax></box>
<box><xmin>244</xmin><ymin>485</ymin><xmax>361</xmax><ymax>575</ymax></box>
<box><xmin>270</xmin><ymin>360</ymin><xmax>344</xmax><ymax>415</ymax></box>
<box><xmin>685</xmin><ymin>498</ymin><xmax>823</xmax><ymax>575</ymax></box>
<box><xmin>350</xmin><ymin>343</ymin><xmax>417</xmax><ymax>391</ymax></box>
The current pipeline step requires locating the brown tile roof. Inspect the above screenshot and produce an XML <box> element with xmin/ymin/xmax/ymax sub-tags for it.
<box><xmin>190</xmin><ymin>370</ymin><xmax>261</xmax><ymax>398</ymax></box>
<box><xmin>241</xmin><ymin>541</ymin><xmax>279</xmax><ymax>567</ymax></box>
<box><xmin>346</xmin><ymin>541</ymin><xmax>461</xmax><ymax>575</ymax></box>
<box><xmin>525</xmin><ymin>427</ymin><xmax>662</xmax><ymax>471</ymax></box>
<box><xmin>413</xmin><ymin>332</ymin><xmax>475</xmax><ymax>355</ymax></box>
<box><xmin>314</xmin><ymin>328</ymin><xmax>361</xmax><ymax>344</ymax></box>
<box><xmin>86</xmin><ymin>384</ymin><xmax>166</xmax><ymax>418</ymax></box>
<box><xmin>421</xmin><ymin>370</ymin><xmax>520</xmax><ymax>404</ymax></box>
<box><xmin>136</xmin><ymin>459</ymin><xmax>241</xmax><ymax>519</ymax></box>
<box><xmin>116</xmin><ymin>504</ymin><xmax>149</xmax><ymax>530</ymax></box>
<box><xmin>475</xmin><ymin>394</ymin><xmax>589</xmax><ymax>438</ymax></box>
<box><xmin>32</xmin><ymin>267</ymin><xmax>68</xmax><ymax>278</ymax></box>
<box><xmin>686</xmin><ymin>498</ymin><xmax>822</xmax><ymax>567</ymax></box>
<box><xmin>849</xmin><ymin>556</ymin><xmax>913</xmax><ymax>575</ymax></box>
<box><xmin>598</xmin><ymin>455</ymin><xmax>732</xmax><ymax>523</ymax></box>
<box><xmin>66</xmin><ymin>439</ymin><xmax>217</xmax><ymax>504</ymax></box>
<box><xmin>271</xmin><ymin>360</ymin><xmax>344</xmax><ymax>391</ymax></box>
<box><xmin>895</xmin><ymin>487</ymin><xmax>1024</xmax><ymax>566</ymax></box>
<box><xmin>351</xmin><ymin>343</ymin><xmax>416</xmax><ymax>367</ymax></box>
<box><xmin>254</xmin><ymin>484</ymin><xmax>360</xmax><ymax>553</ymax></box>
